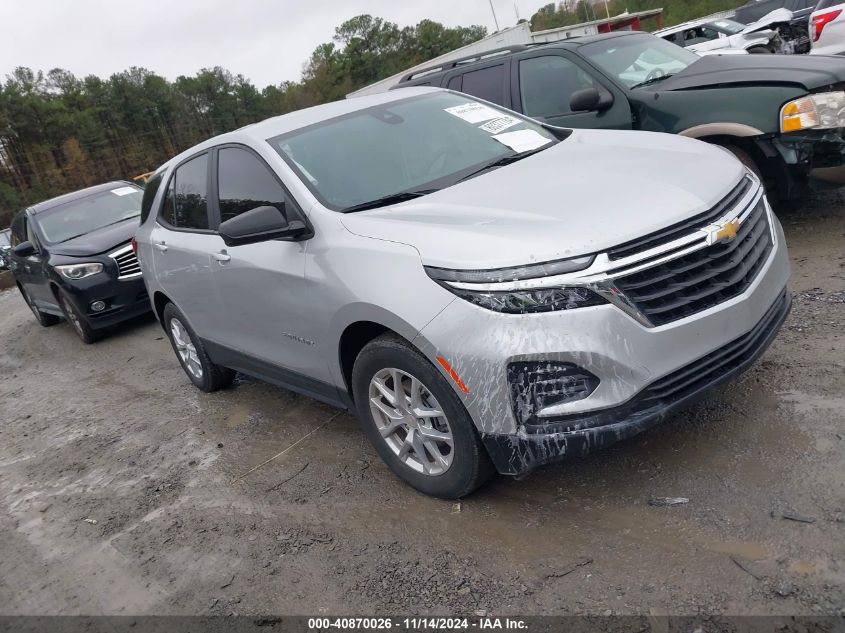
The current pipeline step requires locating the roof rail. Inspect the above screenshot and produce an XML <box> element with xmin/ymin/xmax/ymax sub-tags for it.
<box><xmin>399</xmin><ymin>45</ymin><xmax>532</xmax><ymax>83</ymax></box>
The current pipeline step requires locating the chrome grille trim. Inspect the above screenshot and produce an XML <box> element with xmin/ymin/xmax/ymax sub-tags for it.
<box><xmin>442</xmin><ymin>175</ymin><xmax>774</xmax><ymax>328</ymax></box>
<box><xmin>109</xmin><ymin>243</ymin><xmax>142</xmax><ymax>280</ymax></box>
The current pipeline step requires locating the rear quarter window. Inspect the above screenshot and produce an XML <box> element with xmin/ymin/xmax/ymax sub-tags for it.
<box><xmin>815</xmin><ymin>0</ymin><xmax>843</xmax><ymax>10</ymax></box>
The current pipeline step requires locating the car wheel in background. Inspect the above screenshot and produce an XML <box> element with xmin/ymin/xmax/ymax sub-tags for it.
<box><xmin>18</xmin><ymin>285</ymin><xmax>60</xmax><ymax>327</ymax></box>
<box><xmin>747</xmin><ymin>46</ymin><xmax>772</xmax><ymax>53</ymax></box>
<box><xmin>57</xmin><ymin>289</ymin><xmax>100</xmax><ymax>344</ymax></box>
<box><xmin>351</xmin><ymin>333</ymin><xmax>494</xmax><ymax>499</ymax></box>
<box><xmin>162</xmin><ymin>302</ymin><xmax>235</xmax><ymax>392</ymax></box>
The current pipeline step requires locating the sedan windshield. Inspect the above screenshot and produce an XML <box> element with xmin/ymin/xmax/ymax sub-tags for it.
<box><xmin>36</xmin><ymin>187</ymin><xmax>143</xmax><ymax>243</ymax></box>
<box><xmin>579</xmin><ymin>34</ymin><xmax>700</xmax><ymax>88</ymax></box>
<box><xmin>268</xmin><ymin>92</ymin><xmax>559</xmax><ymax>212</ymax></box>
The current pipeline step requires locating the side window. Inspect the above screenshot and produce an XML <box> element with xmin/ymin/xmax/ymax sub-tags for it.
<box><xmin>446</xmin><ymin>75</ymin><xmax>463</xmax><ymax>91</ymax></box>
<box><xmin>160</xmin><ymin>153</ymin><xmax>210</xmax><ymax>230</ymax></box>
<box><xmin>140</xmin><ymin>171</ymin><xmax>164</xmax><ymax>224</ymax></box>
<box><xmin>217</xmin><ymin>147</ymin><xmax>289</xmax><ymax>223</ymax></box>
<box><xmin>460</xmin><ymin>64</ymin><xmax>506</xmax><ymax>105</ymax></box>
<box><xmin>518</xmin><ymin>55</ymin><xmax>599</xmax><ymax>119</ymax></box>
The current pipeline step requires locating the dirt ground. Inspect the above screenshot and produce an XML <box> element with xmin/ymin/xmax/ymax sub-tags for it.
<box><xmin>0</xmin><ymin>191</ymin><xmax>843</xmax><ymax>618</ymax></box>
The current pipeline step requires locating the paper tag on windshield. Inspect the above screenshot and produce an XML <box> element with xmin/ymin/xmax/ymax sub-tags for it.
<box><xmin>491</xmin><ymin>129</ymin><xmax>551</xmax><ymax>153</ymax></box>
<box><xmin>444</xmin><ymin>102</ymin><xmax>500</xmax><ymax>123</ymax></box>
<box><xmin>111</xmin><ymin>186</ymin><xmax>136</xmax><ymax>196</ymax></box>
<box><xmin>479</xmin><ymin>115</ymin><xmax>521</xmax><ymax>134</ymax></box>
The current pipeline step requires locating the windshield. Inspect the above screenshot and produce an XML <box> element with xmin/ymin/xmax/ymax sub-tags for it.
<box><xmin>0</xmin><ymin>230</ymin><xmax>10</xmax><ymax>248</ymax></box>
<box><xmin>35</xmin><ymin>186</ymin><xmax>143</xmax><ymax>243</ymax></box>
<box><xmin>579</xmin><ymin>34</ymin><xmax>700</xmax><ymax>88</ymax></box>
<box><xmin>268</xmin><ymin>92</ymin><xmax>558</xmax><ymax>212</ymax></box>
<box><xmin>709</xmin><ymin>19</ymin><xmax>746</xmax><ymax>34</ymax></box>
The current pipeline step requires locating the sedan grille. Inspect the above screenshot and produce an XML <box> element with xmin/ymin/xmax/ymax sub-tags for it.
<box><xmin>613</xmin><ymin>196</ymin><xmax>773</xmax><ymax>327</ymax></box>
<box><xmin>110</xmin><ymin>243</ymin><xmax>142</xmax><ymax>280</ymax></box>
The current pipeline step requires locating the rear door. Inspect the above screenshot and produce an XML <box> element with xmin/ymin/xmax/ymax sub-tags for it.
<box><xmin>149</xmin><ymin>151</ymin><xmax>221</xmax><ymax>338</ymax></box>
<box><xmin>444</xmin><ymin>60</ymin><xmax>511</xmax><ymax>108</ymax></box>
<box><xmin>510</xmin><ymin>50</ymin><xmax>632</xmax><ymax>130</ymax></box>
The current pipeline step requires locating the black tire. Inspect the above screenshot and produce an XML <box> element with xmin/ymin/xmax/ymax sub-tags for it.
<box><xmin>162</xmin><ymin>302</ymin><xmax>235</xmax><ymax>392</ymax></box>
<box><xmin>351</xmin><ymin>333</ymin><xmax>494</xmax><ymax>498</ymax></box>
<box><xmin>720</xmin><ymin>143</ymin><xmax>763</xmax><ymax>181</ymax></box>
<box><xmin>747</xmin><ymin>46</ymin><xmax>772</xmax><ymax>54</ymax></box>
<box><xmin>18</xmin><ymin>285</ymin><xmax>60</xmax><ymax>327</ymax></box>
<box><xmin>56</xmin><ymin>289</ymin><xmax>100</xmax><ymax>344</ymax></box>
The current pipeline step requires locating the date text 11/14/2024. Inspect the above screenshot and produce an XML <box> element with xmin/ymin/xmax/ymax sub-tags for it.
<box><xmin>307</xmin><ymin>617</ymin><xmax>528</xmax><ymax>630</ymax></box>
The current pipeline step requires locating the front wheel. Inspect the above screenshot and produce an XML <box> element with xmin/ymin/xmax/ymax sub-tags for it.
<box><xmin>162</xmin><ymin>303</ymin><xmax>235</xmax><ymax>392</ymax></box>
<box><xmin>747</xmin><ymin>46</ymin><xmax>773</xmax><ymax>54</ymax></box>
<box><xmin>57</xmin><ymin>289</ymin><xmax>99</xmax><ymax>344</ymax></box>
<box><xmin>351</xmin><ymin>333</ymin><xmax>494</xmax><ymax>498</ymax></box>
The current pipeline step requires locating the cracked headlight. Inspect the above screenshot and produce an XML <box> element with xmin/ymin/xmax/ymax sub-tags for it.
<box><xmin>425</xmin><ymin>256</ymin><xmax>607</xmax><ymax>314</ymax></box>
<box><xmin>780</xmin><ymin>91</ymin><xmax>845</xmax><ymax>133</ymax></box>
<box><xmin>55</xmin><ymin>262</ymin><xmax>103</xmax><ymax>280</ymax></box>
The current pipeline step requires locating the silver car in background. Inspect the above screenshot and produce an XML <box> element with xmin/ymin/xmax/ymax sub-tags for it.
<box><xmin>135</xmin><ymin>88</ymin><xmax>790</xmax><ymax>498</ymax></box>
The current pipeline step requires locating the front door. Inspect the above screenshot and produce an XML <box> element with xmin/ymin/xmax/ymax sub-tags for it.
<box><xmin>511</xmin><ymin>51</ymin><xmax>633</xmax><ymax>130</ymax></box>
<box><xmin>207</xmin><ymin>145</ymin><xmax>318</xmax><ymax>381</ymax></box>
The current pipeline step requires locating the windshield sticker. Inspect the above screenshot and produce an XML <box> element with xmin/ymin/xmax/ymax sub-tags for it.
<box><xmin>111</xmin><ymin>186</ymin><xmax>137</xmax><ymax>196</ymax></box>
<box><xmin>444</xmin><ymin>102</ymin><xmax>501</xmax><ymax>123</ymax></box>
<box><xmin>479</xmin><ymin>115</ymin><xmax>521</xmax><ymax>134</ymax></box>
<box><xmin>491</xmin><ymin>129</ymin><xmax>552</xmax><ymax>153</ymax></box>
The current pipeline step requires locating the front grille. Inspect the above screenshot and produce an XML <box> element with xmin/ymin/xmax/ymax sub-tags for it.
<box><xmin>110</xmin><ymin>243</ymin><xmax>142</xmax><ymax>279</ymax></box>
<box><xmin>614</xmin><ymin>197</ymin><xmax>773</xmax><ymax>327</ymax></box>
<box><xmin>608</xmin><ymin>177</ymin><xmax>753</xmax><ymax>261</ymax></box>
<box><xmin>636</xmin><ymin>289</ymin><xmax>789</xmax><ymax>409</ymax></box>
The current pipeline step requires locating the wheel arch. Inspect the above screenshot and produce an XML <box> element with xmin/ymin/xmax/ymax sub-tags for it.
<box><xmin>678</xmin><ymin>123</ymin><xmax>764</xmax><ymax>139</ymax></box>
<box><xmin>338</xmin><ymin>321</ymin><xmax>393</xmax><ymax>402</ymax></box>
<box><xmin>152</xmin><ymin>290</ymin><xmax>171</xmax><ymax>328</ymax></box>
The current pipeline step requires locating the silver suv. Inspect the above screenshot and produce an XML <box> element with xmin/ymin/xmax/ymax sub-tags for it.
<box><xmin>136</xmin><ymin>88</ymin><xmax>791</xmax><ymax>498</ymax></box>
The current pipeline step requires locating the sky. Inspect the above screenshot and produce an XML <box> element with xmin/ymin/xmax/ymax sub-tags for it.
<box><xmin>0</xmin><ymin>0</ymin><xmax>551</xmax><ymax>89</ymax></box>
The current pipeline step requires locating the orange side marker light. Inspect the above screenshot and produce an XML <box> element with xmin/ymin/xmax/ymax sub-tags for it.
<box><xmin>436</xmin><ymin>355</ymin><xmax>470</xmax><ymax>395</ymax></box>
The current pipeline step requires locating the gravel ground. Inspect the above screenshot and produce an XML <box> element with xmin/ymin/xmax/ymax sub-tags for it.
<box><xmin>0</xmin><ymin>191</ymin><xmax>843</xmax><ymax>617</ymax></box>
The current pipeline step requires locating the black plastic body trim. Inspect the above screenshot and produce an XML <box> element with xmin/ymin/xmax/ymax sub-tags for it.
<box><xmin>202</xmin><ymin>340</ymin><xmax>352</xmax><ymax>410</ymax></box>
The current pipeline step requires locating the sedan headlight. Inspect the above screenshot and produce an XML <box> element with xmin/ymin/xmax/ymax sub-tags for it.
<box><xmin>55</xmin><ymin>263</ymin><xmax>104</xmax><ymax>280</ymax></box>
<box><xmin>780</xmin><ymin>91</ymin><xmax>845</xmax><ymax>133</ymax></box>
<box><xmin>425</xmin><ymin>255</ymin><xmax>607</xmax><ymax>314</ymax></box>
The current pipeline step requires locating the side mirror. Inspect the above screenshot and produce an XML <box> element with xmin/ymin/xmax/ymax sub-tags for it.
<box><xmin>218</xmin><ymin>205</ymin><xmax>309</xmax><ymax>247</ymax></box>
<box><xmin>13</xmin><ymin>241</ymin><xmax>36</xmax><ymax>258</ymax></box>
<box><xmin>569</xmin><ymin>87</ymin><xmax>613</xmax><ymax>113</ymax></box>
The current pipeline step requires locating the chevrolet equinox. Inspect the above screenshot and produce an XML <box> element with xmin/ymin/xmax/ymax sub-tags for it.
<box><xmin>135</xmin><ymin>88</ymin><xmax>791</xmax><ymax>498</ymax></box>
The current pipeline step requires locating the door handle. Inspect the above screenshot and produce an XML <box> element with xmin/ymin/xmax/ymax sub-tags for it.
<box><xmin>212</xmin><ymin>251</ymin><xmax>231</xmax><ymax>263</ymax></box>
<box><xmin>153</xmin><ymin>240</ymin><xmax>167</xmax><ymax>252</ymax></box>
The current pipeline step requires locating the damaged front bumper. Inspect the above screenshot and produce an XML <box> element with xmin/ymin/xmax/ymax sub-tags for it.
<box><xmin>482</xmin><ymin>289</ymin><xmax>791</xmax><ymax>476</ymax></box>
<box><xmin>774</xmin><ymin>129</ymin><xmax>845</xmax><ymax>184</ymax></box>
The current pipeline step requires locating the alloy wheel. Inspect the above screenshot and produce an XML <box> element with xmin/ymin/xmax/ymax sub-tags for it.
<box><xmin>368</xmin><ymin>368</ymin><xmax>454</xmax><ymax>476</ymax></box>
<box><xmin>170</xmin><ymin>317</ymin><xmax>203</xmax><ymax>379</ymax></box>
<box><xmin>61</xmin><ymin>295</ymin><xmax>84</xmax><ymax>336</ymax></box>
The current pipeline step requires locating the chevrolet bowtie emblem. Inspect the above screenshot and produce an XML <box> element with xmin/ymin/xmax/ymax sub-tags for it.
<box><xmin>703</xmin><ymin>218</ymin><xmax>741</xmax><ymax>246</ymax></box>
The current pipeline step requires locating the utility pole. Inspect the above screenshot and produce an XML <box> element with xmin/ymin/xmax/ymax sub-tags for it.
<box><xmin>488</xmin><ymin>0</ymin><xmax>500</xmax><ymax>31</ymax></box>
<box><xmin>603</xmin><ymin>0</ymin><xmax>611</xmax><ymax>18</ymax></box>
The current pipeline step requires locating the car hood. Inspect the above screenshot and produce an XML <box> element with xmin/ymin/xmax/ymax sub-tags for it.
<box><xmin>658</xmin><ymin>54</ymin><xmax>845</xmax><ymax>91</ymax></box>
<box><xmin>48</xmin><ymin>217</ymin><xmax>139</xmax><ymax>257</ymax></box>
<box><xmin>340</xmin><ymin>129</ymin><xmax>745</xmax><ymax>270</ymax></box>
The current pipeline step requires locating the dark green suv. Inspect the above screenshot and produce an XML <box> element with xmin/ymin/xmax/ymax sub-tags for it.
<box><xmin>396</xmin><ymin>32</ymin><xmax>845</xmax><ymax>206</ymax></box>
